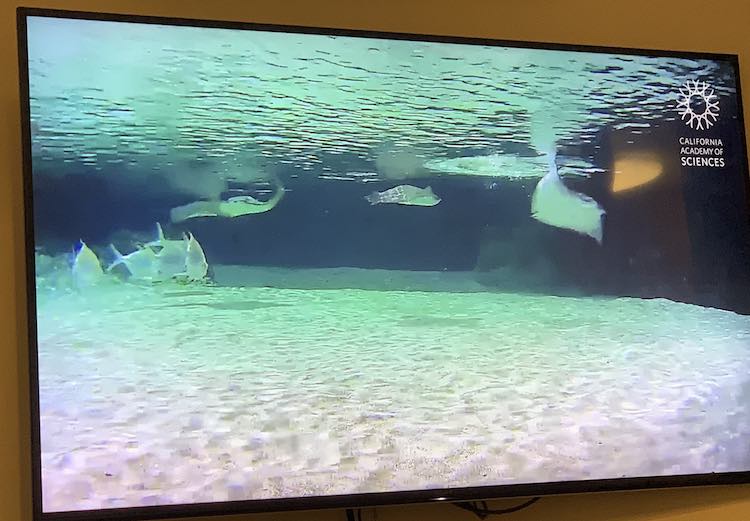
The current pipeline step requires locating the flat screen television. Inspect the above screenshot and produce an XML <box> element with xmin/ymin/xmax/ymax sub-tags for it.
<box><xmin>17</xmin><ymin>7</ymin><xmax>750</xmax><ymax>521</ymax></box>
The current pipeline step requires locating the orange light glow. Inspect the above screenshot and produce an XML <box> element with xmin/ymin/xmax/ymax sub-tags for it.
<box><xmin>611</xmin><ymin>153</ymin><xmax>664</xmax><ymax>193</ymax></box>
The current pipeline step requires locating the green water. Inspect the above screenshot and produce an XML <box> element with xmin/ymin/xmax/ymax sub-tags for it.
<box><xmin>28</xmin><ymin>16</ymin><xmax>724</xmax><ymax>183</ymax></box>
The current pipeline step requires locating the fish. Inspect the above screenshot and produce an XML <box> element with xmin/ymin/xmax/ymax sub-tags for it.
<box><xmin>185</xmin><ymin>233</ymin><xmax>208</xmax><ymax>281</ymax></box>
<box><xmin>155</xmin><ymin>236</ymin><xmax>190</xmax><ymax>280</ymax></box>
<box><xmin>104</xmin><ymin>223</ymin><xmax>208</xmax><ymax>283</ymax></box>
<box><xmin>139</xmin><ymin>223</ymin><xmax>198</xmax><ymax>281</ymax></box>
<box><xmin>71</xmin><ymin>240</ymin><xmax>103</xmax><ymax>288</ymax></box>
<box><xmin>145</xmin><ymin>222</ymin><xmax>188</xmax><ymax>251</ymax></box>
<box><xmin>531</xmin><ymin>152</ymin><xmax>605</xmax><ymax>244</ymax></box>
<box><xmin>365</xmin><ymin>185</ymin><xmax>441</xmax><ymax>206</ymax></box>
<box><xmin>170</xmin><ymin>176</ymin><xmax>285</xmax><ymax>223</ymax></box>
<box><xmin>108</xmin><ymin>244</ymin><xmax>159</xmax><ymax>280</ymax></box>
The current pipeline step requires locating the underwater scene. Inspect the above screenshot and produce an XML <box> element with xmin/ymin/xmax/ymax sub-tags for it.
<box><xmin>25</xmin><ymin>16</ymin><xmax>750</xmax><ymax>513</ymax></box>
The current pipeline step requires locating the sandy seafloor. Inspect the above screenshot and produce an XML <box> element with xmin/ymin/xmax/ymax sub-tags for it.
<box><xmin>36</xmin><ymin>267</ymin><xmax>750</xmax><ymax>512</ymax></box>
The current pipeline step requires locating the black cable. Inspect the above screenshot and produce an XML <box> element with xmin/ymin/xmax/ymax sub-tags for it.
<box><xmin>453</xmin><ymin>497</ymin><xmax>541</xmax><ymax>519</ymax></box>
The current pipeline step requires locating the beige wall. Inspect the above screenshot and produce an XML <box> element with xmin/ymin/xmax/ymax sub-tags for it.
<box><xmin>2</xmin><ymin>1</ymin><xmax>750</xmax><ymax>519</ymax></box>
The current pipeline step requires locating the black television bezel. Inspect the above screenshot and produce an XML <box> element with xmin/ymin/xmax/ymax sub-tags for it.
<box><xmin>16</xmin><ymin>6</ymin><xmax>750</xmax><ymax>521</ymax></box>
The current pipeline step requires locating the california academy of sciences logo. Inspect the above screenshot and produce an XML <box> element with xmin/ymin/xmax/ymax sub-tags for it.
<box><xmin>677</xmin><ymin>79</ymin><xmax>720</xmax><ymax>130</ymax></box>
<box><xmin>676</xmin><ymin>79</ymin><xmax>725</xmax><ymax>168</ymax></box>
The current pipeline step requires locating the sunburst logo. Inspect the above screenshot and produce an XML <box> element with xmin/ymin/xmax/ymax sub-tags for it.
<box><xmin>677</xmin><ymin>79</ymin><xmax>720</xmax><ymax>130</ymax></box>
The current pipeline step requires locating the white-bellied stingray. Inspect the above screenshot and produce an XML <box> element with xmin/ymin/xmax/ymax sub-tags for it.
<box><xmin>170</xmin><ymin>176</ymin><xmax>285</xmax><ymax>223</ymax></box>
<box><xmin>531</xmin><ymin>152</ymin><xmax>605</xmax><ymax>244</ymax></box>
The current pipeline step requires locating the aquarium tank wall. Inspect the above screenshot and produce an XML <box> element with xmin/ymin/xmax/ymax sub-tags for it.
<box><xmin>17</xmin><ymin>7</ymin><xmax>750</xmax><ymax>521</ymax></box>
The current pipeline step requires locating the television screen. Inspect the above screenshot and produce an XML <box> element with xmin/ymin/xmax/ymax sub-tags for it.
<box><xmin>18</xmin><ymin>8</ymin><xmax>750</xmax><ymax>520</ymax></box>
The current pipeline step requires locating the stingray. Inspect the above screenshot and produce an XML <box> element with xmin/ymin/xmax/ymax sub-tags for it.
<box><xmin>424</xmin><ymin>153</ymin><xmax>600</xmax><ymax>179</ymax></box>
<box><xmin>530</xmin><ymin>152</ymin><xmax>605</xmax><ymax>243</ymax></box>
<box><xmin>170</xmin><ymin>176</ymin><xmax>285</xmax><ymax>223</ymax></box>
<box><xmin>365</xmin><ymin>185</ymin><xmax>441</xmax><ymax>206</ymax></box>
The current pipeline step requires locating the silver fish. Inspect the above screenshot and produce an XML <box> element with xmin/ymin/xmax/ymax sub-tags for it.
<box><xmin>108</xmin><ymin>244</ymin><xmax>159</xmax><ymax>280</ymax></box>
<box><xmin>185</xmin><ymin>232</ymin><xmax>208</xmax><ymax>281</ymax></box>
<box><xmin>71</xmin><ymin>240</ymin><xmax>103</xmax><ymax>288</ymax></box>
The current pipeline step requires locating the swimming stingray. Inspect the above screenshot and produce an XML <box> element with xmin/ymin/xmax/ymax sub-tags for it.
<box><xmin>365</xmin><ymin>185</ymin><xmax>441</xmax><ymax>206</ymax></box>
<box><xmin>169</xmin><ymin>176</ymin><xmax>285</xmax><ymax>223</ymax></box>
<box><xmin>530</xmin><ymin>152</ymin><xmax>605</xmax><ymax>243</ymax></box>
